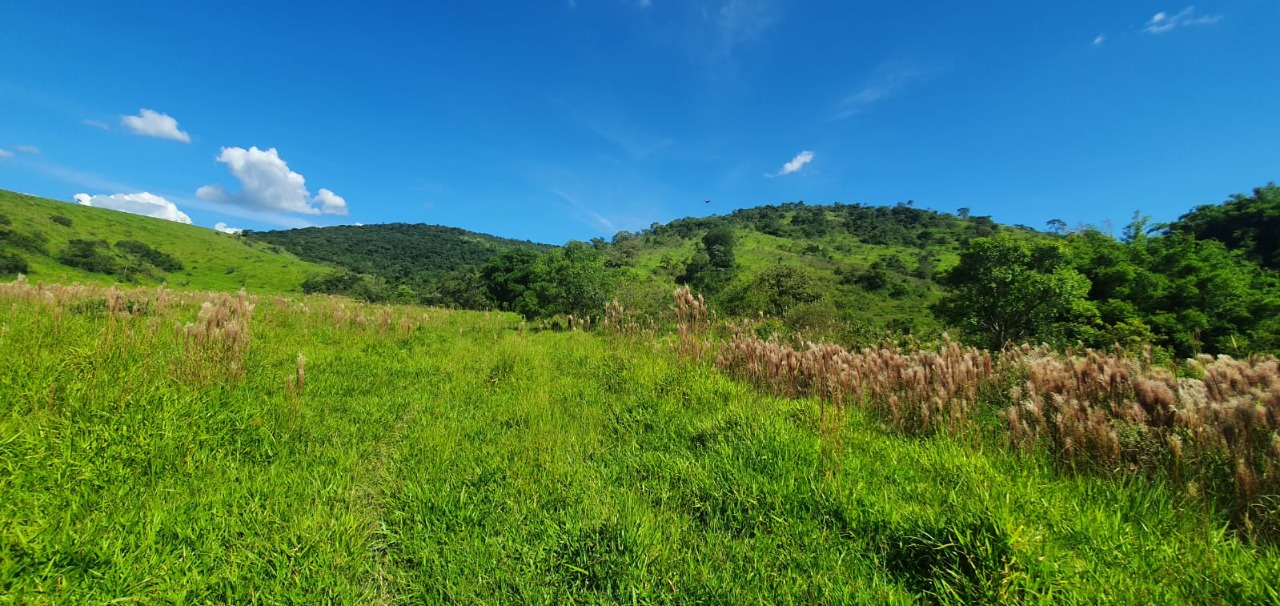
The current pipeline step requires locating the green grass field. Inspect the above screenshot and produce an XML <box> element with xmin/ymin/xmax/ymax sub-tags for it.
<box><xmin>0</xmin><ymin>190</ymin><xmax>326</xmax><ymax>293</ymax></box>
<box><xmin>2</xmin><ymin>280</ymin><xmax>1278</xmax><ymax>603</ymax></box>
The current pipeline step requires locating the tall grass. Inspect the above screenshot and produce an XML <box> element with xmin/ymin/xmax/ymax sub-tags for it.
<box><xmin>3</xmin><ymin>276</ymin><xmax>1278</xmax><ymax>602</ymax></box>
<box><xmin>711</xmin><ymin>324</ymin><xmax>1280</xmax><ymax>542</ymax></box>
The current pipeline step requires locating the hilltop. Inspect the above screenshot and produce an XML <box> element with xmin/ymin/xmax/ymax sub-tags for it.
<box><xmin>243</xmin><ymin>222</ymin><xmax>554</xmax><ymax>304</ymax></box>
<box><xmin>0</xmin><ymin>189</ymin><xmax>327</xmax><ymax>293</ymax></box>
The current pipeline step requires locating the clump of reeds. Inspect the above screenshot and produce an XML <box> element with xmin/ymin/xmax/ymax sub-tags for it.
<box><xmin>704</xmin><ymin>320</ymin><xmax>1280</xmax><ymax>540</ymax></box>
<box><xmin>1004</xmin><ymin>348</ymin><xmax>1279</xmax><ymax>539</ymax></box>
<box><xmin>715</xmin><ymin>333</ymin><xmax>994</xmax><ymax>437</ymax></box>
<box><xmin>175</xmin><ymin>288</ymin><xmax>255</xmax><ymax>385</ymax></box>
<box><xmin>602</xmin><ymin>299</ymin><xmax>644</xmax><ymax>338</ymax></box>
<box><xmin>673</xmin><ymin>286</ymin><xmax>714</xmax><ymax>359</ymax></box>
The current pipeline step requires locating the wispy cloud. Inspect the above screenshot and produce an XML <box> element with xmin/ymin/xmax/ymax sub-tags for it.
<box><xmin>1093</xmin><ymin>34</ymin><xmax>1106</xmax><ymax>46</ymax></box>
<box><xmin>18</xmin><ymin>160</ymin><xmax>138</xmax><ymax>193</ymax></box>
<box><xmin>552</xmin><ymin>189</ymin><xmax>618</xmax><ymax>233</ymax></box>
<box><xmin>832</xmin><ymin>62</ymin><xmax>938</xmax><ymax>121</ymax></box>
<box><xmin>15</xmin><ymin>145</ymin><xmax>40</xmax><ymax>154</ymax></box>
<box><xmin>710</xmin><ymin>0</ymin><xmax>778</xmax><ymax>60</ymax></box>
<box><xmin>83</xmin><ymin>119</ymin><xmax>110</xmax><ymax>130</ymax></box>
<box><xmin>0</xmin><ymin>148</ymin><xmax>13</xmax><ymax>159</ymax></box>
<box><xmin>121</xmin><ymin>109</ymin><xmax>191</xmax><ymax>142</ymax></box>
<box><xmin>567</xmin><ymin>104</ymin><xmax>673</xmax><ymax>160</ymax></box>
<box><xmin>767</xmin><ymin>150</ymin><xmax>813</xmax><ymax>178</ymax></box>
<box><xmin>1143</xmin><ymin>7</ymin><xmax>1222</xmax><ymax>34</ymax></box>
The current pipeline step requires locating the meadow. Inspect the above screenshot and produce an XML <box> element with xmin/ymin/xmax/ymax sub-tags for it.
<box><xmin>2</xmin><ymin>278</ymin><xmax>1279</xmax><ymax>604</ymax></box>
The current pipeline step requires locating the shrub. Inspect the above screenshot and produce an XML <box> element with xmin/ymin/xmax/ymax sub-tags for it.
<box><xmin>115</xmin><ymin>240</ymin><xmax>184</xmax><ymax>271</ymax></box>
<box><xmin>0</xmin><ymin>251</ymin><xmax>28</xmax><ymax>276</ymax></box>
<box><xmin>0</xmin><ymin>228</ymin><xmax>49</xmax><ymax>255</ymax></box>
<box><xmin>58</xmin><ymin>239</ymin><xmax>120</xmax><ymax>274</ymax></box>
<box><xmin>50</xmin><ymin>215</ymin><xmax>73</xmax><ymax>227</ymax></box>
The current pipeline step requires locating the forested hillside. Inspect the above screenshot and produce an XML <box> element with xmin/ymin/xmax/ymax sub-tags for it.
<box><xmin>1170</xmin><ymin>182</ymin><xmax>1279</xmax><ymax>270</ymax></box>
<box><xmin>243</xmin><ymin>223</ymin><xmax>553</xmax><ymax>305</ymax></box>
<box><xmin>87</xmin><ymin>183</ymin><xmax>1277</xmax><ymax>359</ymax></box>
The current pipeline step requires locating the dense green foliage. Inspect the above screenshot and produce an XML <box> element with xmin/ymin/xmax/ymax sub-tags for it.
<box><xmin>933</xmin><ymin>236</ymin><xmax>1094</xmax><ymax>349</ymax></box>
<box><xmin>0</xmin><ymin>189</ymin><xmax>327</xmax><ymax>292</ymax></box>
<box><xmin>245</xmin><ymin>222</ymin><xmax>552</xmax><ymax>303</ymax></box>
<box><xmin>1170</xmin><ymin>182</ymin><xmax>1280</xmax><ymax>270</ymax></box>
<box><xmin>3</xmin><ymin>283</ymin><xmax>1277</xmax><ymax>602</ymax></box>
<box><xmin>1066</xmin><ymin>227</ymin><xmax>1280</xmax><ymax>357</ymax></box>
<box><xmin>480</xmin><ymin>241</ymin><xmax>614</xmax><ymax>319</ymax></box>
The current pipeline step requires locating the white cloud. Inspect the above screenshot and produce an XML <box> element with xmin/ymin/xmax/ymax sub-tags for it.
<box><xmin>0</xmin><ymin>148</ymin><xmax>12</xmax><ymax>159</ymax></box>
<box><xmin>313</xmin><ymin>188</ymin><xmax>349</xmax><ymax>215</ymax></box>
<box><xmin>214</xmin><ymin>222</ymin><xmax>243</xmax><ymax>234</ymax></box>
<box><xmin>197</xmin><ymin>146</ymin><xmax>349</xmax><ymax>216</ymax></box>
<box><xmin>1144</xmin><ymin>7</ymin><xmax>1222</xmax><ymax>34</ymax></box>
<box><xmin>16</xmin><ymin>145</ymin><xmax>40</xmax><ymax>154</ymax></box>
<box><xmin>767</xmin><ymin>150</ymin><xmax>814</xmax><ymax>177</ymax></box>
<box><xmin>121</xmin><ymin>109</ymin><xmax>191</xmax><ymax>142</ymax></box>
<box><xmin>74</xmin><ymin>192</ymin><xmax>192</xmax><ymax>224</ymax></box>
<box><xmin>83</xmin><ymin>119</ymin><xmax>111</xmax><ymax>130</ymax></box>
<box><xmin>1093</xmin><ymin>34</ymin><xmax>1106</xmax><ymax>46</ymax></box>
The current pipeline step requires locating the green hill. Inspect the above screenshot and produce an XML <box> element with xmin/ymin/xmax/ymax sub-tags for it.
<box><xmin>242</xmin><ymin>223</ymin><xmax>555</xmax><ymax>304</ymax></box>
<box><xmin>603</xmin><ymin>202</ymin><xmax>1048</xmax><ymax>336</ymax></box>
<box><xmin>0</xmin><ymin>189</ymin><xmax>327</xmax><ymax>293</ymax></box>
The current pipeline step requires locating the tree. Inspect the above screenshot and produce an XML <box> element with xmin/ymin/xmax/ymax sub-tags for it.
<box><xmin>482</xmin><ymin>242</ymin><xmax>616</xmax><ymax>319</ymax></box>
<box><xmin>724</xmin><ymin>264</ymin><xmax>824</xmax><ymax>317</ymax></box>
<box><xmin>1168</xmin><ymin>182</ymin><xmax>1280</xmax><ymax>270</ymax></box>
<box><xmin>1068</xmin><ymin>227</ymin><xmax>1280</xmax><ymax>356</ymax></box>
<box><xmin>479</xmin><ymin>249</ymin><xmax>542</xmax><ymax>312</ymax></box>
<box><xmin>932</xmin><ymin>236</ymin><xmax>1095</xmax><ymax>349</ymax></box>
<box><xmin>679</xmin><ymin>227</ymin><xmax>736</xmax><ymax>293</ymax></box>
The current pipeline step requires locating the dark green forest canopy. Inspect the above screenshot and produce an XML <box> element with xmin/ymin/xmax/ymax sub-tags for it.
<box><xmin>1168</xmin><ymin>183</ymin><xmax>1280</xmax><ymax>270</ymax></box>
<box><xmin>245</xmin><ymin>223</ymin><xmax>553</xmax><ymax>281</ymax></box>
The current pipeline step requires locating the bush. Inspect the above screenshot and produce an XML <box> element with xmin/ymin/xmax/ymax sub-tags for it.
<box><xmin>50</xmin><ymin>215</ymin><xmax>73</xmax><ymax>227</ymax></box>
<box><xmin>58</xmin><ymin>239</ymin><xmax>120</xmax><ymax>274</ymax></box>
<box><xmin>0</xmin><ymin>228</ymin><xmax>48</xmax><ymax>255</ymax></box>
<box><xmin>115</xmin><ymin>240</ymin><xmax>184</xmax><ymax>271</ymax></box>
<box><xmin>0</xmin><ymin>251</ymin><xmax>28</xmax><ymax>276</ymax></box>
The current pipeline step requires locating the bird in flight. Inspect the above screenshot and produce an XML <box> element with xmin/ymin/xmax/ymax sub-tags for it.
<box><xmin>704</xmin><ymin>200</ymin><xmax>711</xmax><ymax>204</ymax></box>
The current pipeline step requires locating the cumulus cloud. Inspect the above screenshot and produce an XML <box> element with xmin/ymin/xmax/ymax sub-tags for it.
<box><xmin>121</xmin><ymin>109</ymin><xmax>191</xmax><ymax>142</ymax></box>
<box><xmin>1144</xmin><ymin>7</ymin><xmax>1222</xmax><ymax>34</ymax></box>
<box><xmin>197</xmin><ymin>146</ymin><xmax>349</xmax><ymax>216</ymax></box>
<box><xmin>0</xmin><ymin>148</ymin><xmax>12</xmax><ymax>159</ymax></box>
<box><xmin>16</xmin><ymin>145</ymin><xmax>40</xmax><ymax>154</ymax></box>
<box><xmin>767</xmin><ymin>150</ymin><xmax>814</xmax><ymax>177</ymax></box>
<box><xmin>74</xmin><ymin>192</ymin><xmax>192</xmax><ymax>224</ymax></box>
<box><xmin>214</xmin><ymin>222</ymin><xmax>243</xmax><ymax>234</ymax></box>
<box><xmin>313</xmin><ymin>188</ymin><xmax>349</xmax><ymax>215</ymax></box>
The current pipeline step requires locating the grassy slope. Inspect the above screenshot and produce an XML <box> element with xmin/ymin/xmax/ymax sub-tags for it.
<box><xmin>615</xmin><ymin>207</ymin><xmax>1039</xmax><ymax>329</ymax></box>
<box><xmin>0</xmin><ymin>189</ymin><xmax>327</xmax><ymax>293</ymax></box>
<box><xmin>1</xmin><ymin>284</ymin><xmax>1275</xmax><ymax>603</ymax></box>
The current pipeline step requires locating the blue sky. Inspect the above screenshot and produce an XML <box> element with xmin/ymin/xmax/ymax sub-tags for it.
<box><xmin>1</xmin><ymin>1</ymin><xmax>1277</xmax><ymax>244</ymax></box>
